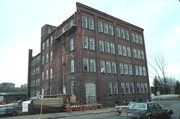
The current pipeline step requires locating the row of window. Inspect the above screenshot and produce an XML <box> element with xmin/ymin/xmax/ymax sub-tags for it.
<box><xmin>31</xmin><ymin>55</ymin><xmax>41</xmax><ymax>66</ymax></box>
<box><xmin>31</xmin><ymin>67</ymin><xmax>40</xmax><ymax>76</ymax></box>
<box><xmin>133</xmin><ymin>49</ymin><xmax>145</xmax><ymax>60</ymax></box>
<box><xmin>82</xmin><ymin>36</ymin><xmax>95</xmax><ymax>50</ymax></box>
<box><xmin>31</xmin><ymin>79</ymin><xmax>40</xmax><ymax>87</ymax></box>
<box><xmin>42</xmin><ymin>36</ymin><xmax>54</xmax><ymax>50</ymax></box>
<box><xmin>41</xmin><ymin>51</ymin><xmax>53</xmax><ymax>65</ymax></box>
<box><xmin>82</xmin><ymin>16</ymin><xmax>144</xmax><ymax>45</ymax></box>
<box><xmin>135</xmin><ymin>65</ymin><xmax>147</xmax><ymax>76</ymax></box>
<box><xmin>41</xmin><ymin>68</ymin><xmax>53</xmax><ymax>81</ymax></box>
<box><xmin>107</xmin><ymin>82</ymin><xmax>148</xmax><ymax>94</ymax></box>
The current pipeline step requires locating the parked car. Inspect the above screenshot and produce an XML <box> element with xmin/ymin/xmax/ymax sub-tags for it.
<box><xmin>114</xmin><ymin>102</ymin><xmax>135</xmax><ymax>112</ymax></box>
<box><xmin>116</xmin><ymin>102</ymin><xmax>173</xmax><ymax>119</ymax></box>
<box><xmin>0</xmin><ymin>106</ymin><xmax>18</xmax><ymax>116</ymax></box>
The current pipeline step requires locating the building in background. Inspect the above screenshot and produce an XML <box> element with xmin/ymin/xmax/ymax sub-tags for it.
<box><xmin>28</xmin><ymin>2</ymin><xmax>150</xmax><ymax>106</ymax></box>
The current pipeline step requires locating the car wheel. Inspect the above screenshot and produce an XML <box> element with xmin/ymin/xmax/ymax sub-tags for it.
<box><xmin>146</xmin><ymin>116</ymin><xmax>152</xmax><ymax>119</ymax></box>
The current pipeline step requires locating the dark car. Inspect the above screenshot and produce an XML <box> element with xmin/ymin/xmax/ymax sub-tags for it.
<box><xmin>117</xmin><ymin>102</ymin><xmax>173</xmax><ymax>119</ymax></box>
<box><xmin>0</xmin><ymin>105</ymin><xmax>18</xmax><ymax>116</ymax></box>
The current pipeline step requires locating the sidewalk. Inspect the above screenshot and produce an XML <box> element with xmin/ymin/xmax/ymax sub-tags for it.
<box><xmin>2</xmin><ymin>108</ymin><xmax>112</xmax><ymax>119</ymax></box>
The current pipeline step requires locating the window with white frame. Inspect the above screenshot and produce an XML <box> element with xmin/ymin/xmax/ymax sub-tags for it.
<box><xmin>42</xmin><ymin>71</ymin><xmax>44</xmax><ymax>80</ymax></box>
<box><xmin>109</xmin><ymin>25</ymin><xmax>114</xmax><ymax>36</ymax></box>
<box><xmin>125</xmin><ymin>30</ymin><xmax>129</xmax><ymax>40</ymax></box>
<box><xmin>71</xmin><ymin>59</ymin><xmax>75</xmax><ymax>73</ymax></box>
<box><xmin>89</xmin><ymin>17</ymin><xmax>94</xmax><ymax>30</ymax></box>
<box><xmin>131</xmin><ymin>33</ymin><xmax>135</xmax><ymax>42</ymax></box>
<box><xmin>133</xmin><ymin>49</ymin><xmax>137</xmax><ymax>58</ymax></box>
<box><xmin>120</xmin><ymin>82</ymin><xmax>125</xmax><ymax>94</ymax></box>
<box><xmin>111</xmin><ymin>62</ymin><xmax>117</xmax><ymax>74</ymax></box>
<box><xmin>100</xmin><ymin>60</ymin><xmax>105</xmax><ymax>73</ymax></box>
<box><xmin>121</xmin><ymin>29</ymin><xmax>125</xmax><ymax>40</ymax></box>
<box><xmin>113</xmin><ymin>82</ymin><xmax>118</xmax><ymax>94</ymax></box>
<box><xmin>89</xmin><ymin>37</ymin><xmax>95</xmax><ymax>50</ymax></box>
<box><xmin>99</xmin><ymin>40</ymin><xmax>104</xmax><ymax>52</ymax></box>
<box><xmin>82</xmin><ymin>36</ymin><xmax>88</xmax><ymax>49</ymax></box>
<box><xmin>46</xmin><ymin>39</ymin><xmax>49</xmax><ymax>48</ymax></box>
<box><xmin>129</xmin><ymin>64</ymin><xmax>133</xmax><ymax>75</ymax></box>
<box><xmin>107</xmin><ymin>82</ymin><xmax>113</xmax><ymax>94</ymax></box>
<box><xmin>46</xmin><ymin>69</ymin><xmax>49</xmax><ymax>80</ymax></box>
<box><xmin>90</xmin><ymin>59</ymin><xmax>96</xmax><ymax>72</ymax></box>
<box><xmin>141</xmin><ymin>51</ymin><xmax>145</xmax><ymax>60</ymax></box>
<box><xmin>50</xmin><ymin>51</ymin><xmax>53</xmax><ymax>62</ymax></box>
<box><xmin>137</xmin><ymin>50</ymin><xmax>141</xmax><ymax>59</ymax></box>
<box><xmin>82</xmin><ymin>16</ymin><xmax>88</xmax><ymax>28</ymax></box>
<box><xmin>135</xmin><ymin>34</ymin><xmax>139</xmax><ymax>44</ymax></box>
<box><xmin>83</xmin><ymin>58</ymin><xmax>89</xmax><ymax>72</ymax></box>
<box><xmin>119</xmin><ymin>63</ymin><xmax>124</xmax><ymax>74</ymax></box>
<box><xmin>135</xmin><ymin>65</ymin><xmax>139</xmax><ymax>76</ymax></box>
<box><xmin>139</xmin><ymin>66</ymin><xmax>143</xmax><ymax>76</ymax></box>
<box><xmin>139</xmin><ymin>35</ymin><xmax>143</xmax><ymax>44</ymax></box>
<box><xmin>105</xmin><ymin>41</ymin><xmax>110</xmax><ymax>53</ymax></box>
<box><xmin>98</xmin><ymin>21</ymin><xmax>103</xmax><ymax>33</ymax></box>
<box><xmin>50</xmin><ymin>68</ymin><xmax>53</xmax><ymax>79</ymax></box>
<box><xmin>127</xmin><ymin>47</ymin><xmax>131</xmax><ymax>57</ymax></box>
<box><xmin>118</xmin><ymin>45</ymin><xmax>123</xmax><ymax>56</ymax></box>
<box><xmin>46</xmin><ymin>53</ymin><xmax>49</xmax><ymax>64</ymax></box>
<box><xmin>124</xmin><ymin>64</ymin><xmax>129</xmax><ymax>75</ymax></box>
<box><xmin>50</xmin><ymin>36</ymin><xmax>54</xmax><ymax>45</ymax></box>
<box><xmin>143</xmin><ymin>66</ymin><xmax>147</xmax><ymax>76</ymax></box>
<box><xmin>116</xmin><ymin>27</ymin><xmax>121</xmax><ymax>38</ymax></box>
<box><xmin>130</xmin><ymin>83</ymin><xmax>135</xmax><ymax>93</ymax></box>
<box><xmin>106</xmin><ymin>61</ymin><xmax>111</xmax><ymax>73</ymax></box>
<box><xmin>110</xmin><ymin>43</ymin><xmax>115</xmax><ymax>54</ymax></box>
<box><xmin>123</xmin><ymin>46</ymin><xmax>127</xmax><ymax>56</ymax></box>
<box><xmin>104</xmin><ymin>23</ymin><xmax>109</xmax><ymax>34</ymax></box>
<box><xmin>70</xmin><ymin>38</ymin><xmax>74</xmax><ymax>51</ymax></box>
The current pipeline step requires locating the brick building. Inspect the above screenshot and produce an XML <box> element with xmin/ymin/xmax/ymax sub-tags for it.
<box><xmin>28</xmin><ymin>2</ymin><xmax>150</xmax><ymax>105</ymax></box>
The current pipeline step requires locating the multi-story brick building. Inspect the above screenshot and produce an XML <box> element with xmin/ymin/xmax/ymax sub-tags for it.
<box><xmin>28</xmin><ymin>2</ymin><xmax>150</xmax><ymax>105</ymax></box>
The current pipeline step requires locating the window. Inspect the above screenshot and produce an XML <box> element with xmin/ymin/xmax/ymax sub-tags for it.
<box><xmin>110</xmin><ymin>43</ymin><xmax>115</xmax><ymax>54</ymax></box>
<box><xmin>135</xmin><ymin>34</ymin><xmax>139</xmax><ymax>44</ymax></box>
<box><xmin>137</xmin><ymin>50</ymin><xmax>141</xmax><ymax>59</ymax></box>
<box><xmin>137</xmin><ymin>83</ymin><xmax>141</xmax><ymax>93</ymax></box>
<box><xmin>130</xmin><ymin>83</ymin><xmax>135</xmax><ymax>93</ymax></box>
<box><xmin>100</xmin><ymin>60</ymin><xmax>106</xmax><ymax>73</ymax></box>
<box><xmin>120</xmin><ymin>82</ymin><xmax>125</xmax><ymax>94</ymax></box>
<box><xmin>139</xmin><ymin>66</ymin><xmax>143</xmax><ymax>76</ymax></box>
<box><xmin>129</xmin><ymin>64</ymin><xmax>133</xmax><ymax>75</ymax></box>
<box><xmin>82</xmin><ymin>16</ymin><xmax>88</xmax><ymax>28</ymax></box>
<box><xmin>82</xmin><ymin>36</ymin><xmax>88</xmax><ymax>49</ymax></box>
<box><xmin>116</xmin><ymin>28</ymin><xmax>121</xmax><ymax>38</ymax></box>
<box><xmin>107</xmin><ymin>82</ymin><xmax>113</xmax><ymax>94</ymax></box>
<box><xmin>139</xmin><ymin>35</ymin><xmax>143</xmax><ymax>44</ymax></box>
<box><xmin>123</xmin><ymin>46</ymin><xmax>127</xmax><ymax>56</ymax></box>
<box><xmin>109</xmin><ymin>25</ymin><xmax>114</xmax><ymax>36</ymax></box>
<box><xmin>46</xmin><ymin>39</ymin><xmax>49</xmax><ymax>48</ymax></box>
<box><xmin>105</xmin><ymin>41</ymin><xmax>110</xmax><ymax>53</ymax></box>
<box><xmin>83</xmin><ymin>58</ymin><xmax>89</xmax><ymax>72</ymax></box>
<box><xmin>124</xmin><ymin>64</ymin><xmax>128</xmax><ymax>75</ymax></box>
<box><xmin>133</xmin><ymin>49</ymin><xmax>137</xmax><ymax>58</ymax></box>
<box><xmin>145</xmin><ymin>83</ymin><xmax>148</xmax><ymax>93</ymax></box>
<box><xmin>125</xmin><ymin>30</ymin><xmax>129</xmax><ymax>40</ymax></box>
<box><xmin>98</xmin><ymin>21</ymin><xmax>103</xmax><ymax>33</ymax></box>
<box><xmin>99</xmin><ymin>40</ymin><xmax>104</xmax><ymax>52</ymax></box>
<box><xmin>143</xmin><ymin>66</ymin><xmax>147</xmax><ymax>76</ymax></box>
<box><xmin>46</xmin><ymin>54</ymin><xmax>49</xmax><ymax>64</ymax></box>
<box><xmin>127</xmin><ymin>47</ymin><xmax>131</xmax><ymax>57</ymax></box>
<box><xmin>50</xmin><ymin>68</ymin><xmax>53</xmax><ymax>79</ymax></box>
<box><xmin>111</xmin><ymin>62</ymin><xmax>117</xmax><ymax>74</ymax></box>
<box><xmin>135</xmin><ymin>65</ymin><xmax>139</xmax><ymax>76</ymax></box>
<box><xmin>50</xmin><ymin>51</ymin><xmax>53</xmax><ymax>62</ymax></box>
<box><xmin>42</xmin><ymin>55</ymin><xmax>44</xmax><ymax>65</ymax></box>
<box><xmin>71</xmin><ymin>59</ymin><xmax>75</xmax><ymax>73</ymax></box>
<box><xmin>42</xmin><ymin>42</ymin><xmax>45</xmax><ymax>50</ymax></box>
<box><xmin>121</xmin><ymin>29</ymin><xmax>125</xmax><ymax>39</ymax></box>
<box><xmin>89</xmin><ymin>17</ymin><xmax>94</xmax><ymax>30</ymax></box>
<box><xmin>141</xmin><ymin>51</ymin><xmax>145</xmax><ymax>60</ymax></box>
<box><xmin>113</xmin><ymin>82</ymin><xmax>118</xmax><ymax>94</ymax></box>
<box><xmin>126</xmin><ymin>83</ymin><xmax>130</xmax><ymax>94</ymax></box>
<box><xmin>46</xmin><ymin>69</ymin><xmax>49</xmax><ymax>80</ymax></box>
<box><xmin>104</xmin><ymin>23</ymin><xmax>108</xmax><ymax>34</ymax></box>
<box><xmin>89</xmin><ymin>37</ymin><xmax>95</xmax><ymax>50</ymax></box>
<box><xmin>90</xmin><ymin>59</ymin><xmax>96</xmax><ymax>72</ymax></box>
<box><xmin>42</xmin><ymin>71</ymin><xmax>44</xmax><ymax>81</ymax></box>
<box><xmin>141</xmin><ymin>83</ymin><xmax>145</xmax><ymax>93</ymax></box>
<box><xmin>106</xmin><ymin>61</ymin><xmax>111</xmax><ymax>73</ymax></box>
<box><xmin>50</xmin><ymin>36</ymin><xmax>54</xmax><ymax>45</ymax></box>
<box><xmin>131</xmin><ymin>33</ymin><xmax>135</xmax><ymax>42</ymax></box>
<box><xmin>119</xmin><ymin>63</ymin><xmax>124</xmax><ymax>74</ymax></box>
<box><xmin>70</xmin><ymin>38</ymin><xmax>74</xmax><ymax>51</ymax></box>
<box><xmin>118</xmin><ymin>45</ymin><xmax>123</xmax><ymax>56</ymax></box>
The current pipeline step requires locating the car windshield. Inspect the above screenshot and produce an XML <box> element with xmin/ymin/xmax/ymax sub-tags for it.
<box><xmin>130</xmin><ymin>103</ymin><xmax>147</xmax><ymax>110</ymax></box>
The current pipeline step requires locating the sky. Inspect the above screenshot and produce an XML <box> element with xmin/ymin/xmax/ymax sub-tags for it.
<box><xmin>0</xmin><ymin>0</ymin><xmax>179</xmax><ymax>87</ymax></box>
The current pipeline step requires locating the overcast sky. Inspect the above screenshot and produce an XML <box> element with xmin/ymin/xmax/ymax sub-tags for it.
<box><xmin>0</xmin><ymin>0</ymin><xmax>179</xmax><ymax>87</ymax></box>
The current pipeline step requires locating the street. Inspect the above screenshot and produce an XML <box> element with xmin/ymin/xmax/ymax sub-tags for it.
<box><xmin>1</xmin><ymin>101</ymin><xmax>180</xmax><ymax>119</ymax></box>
